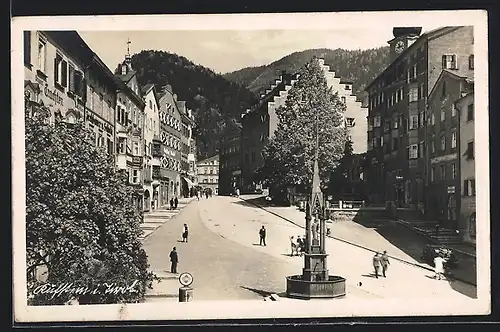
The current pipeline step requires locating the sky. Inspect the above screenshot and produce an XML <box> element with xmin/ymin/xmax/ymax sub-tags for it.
<box><xmin>78</xmin><ymin>27</ymin><xmax>443</xmax><ymax>75</ymax></box>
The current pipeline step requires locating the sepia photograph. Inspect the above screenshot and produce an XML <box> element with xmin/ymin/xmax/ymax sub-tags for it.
<box><xmin>12</xmin><ymin>10</ymin><xmax>490</xmax><ymax>323</ymax></box>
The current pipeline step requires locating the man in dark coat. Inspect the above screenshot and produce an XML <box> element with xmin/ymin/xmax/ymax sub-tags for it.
<box><xmin>259</xmin><ymin>226</ymin><xmax>266</xmax><ymax>246</ymax></box>
<box><xmin>174</xmin><ymin>196</ymin><xmax>179</xmax><ymax>209</ymax></box>
<box><xmin>169</xmin><ymin>247</ymin><xmax>178</xmax><ymax>274</ymax></box>
<box><xmin>381</xmin><ymin>250</ymin><xmax>390</xmax><ymax>277</ymax></box>
<box><xmin>170</xmin><ymin>198</ymin><xmax>174</xmax><ymax>210</ymax></box>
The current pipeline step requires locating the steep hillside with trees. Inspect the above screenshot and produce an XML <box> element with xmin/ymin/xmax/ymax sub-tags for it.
<box><xmin>224</xmin><ymin>47</ymin><xmax>390</xmax><ymax>104</ymax></box>
<box><xmin>131</xmin><ymin>50</ymin><xmax>258</xmax><ymax>160</ymax></box>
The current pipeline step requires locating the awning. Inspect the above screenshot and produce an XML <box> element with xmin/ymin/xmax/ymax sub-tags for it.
<box><xmin>182</xmin><ymin>176</ymin><xmax>195</xmax><ymax>188</ymax></box>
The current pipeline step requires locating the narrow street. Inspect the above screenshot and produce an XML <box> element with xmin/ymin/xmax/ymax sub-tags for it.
<box><xmin>143</xmin><ymin>195</ymin><xmax>476</xmax><ymax>302</ymax></box>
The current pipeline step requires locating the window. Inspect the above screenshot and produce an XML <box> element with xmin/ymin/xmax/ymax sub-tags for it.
<box><xmin>419</xmin><ymin>84</ymin><xmax>425</xmax><ymax>100</ymax></box>
<box><xmin>408</xmin><ymin>144</ymin><xmax>418</xmax><ymax>159</ymax></box>
<box><xmin>442</xmin><ymin>54</ymin><xmax>457</xmax><ymax>69</ymax></box>
<box><xmin>54</xmin><ymin>54</ymin><xmax>68</xmax><ymax>87</ymax></box>
<box><xmin>409</xmin><ymin>115</ymin><xmax>418</xmax><ymax>130</ymax></box>
<box><xmin>440</xmin><ymin>164</ymin><xmax>446</xmax><ymax>180</ymax></box>
<box><xmin>413</xmin><ymin>64</ymin><xmax>417</xmax><ymax>78</ymax></box>
<box><xmin>149</xmin><ymin>100</ymin><xmax>152</xmax><ymax>109</ymax></box>
<box><xmin>419</xmin><ymin>111</ymin><xmax>425</xmax><ymax>127</ymax></box>
<box><xmin>451</xmin><ymin>104</ymin><xmax>457</xmax><ymax>117</ymax></box>
<box><xmin>430</xmin><ymin>167</ymin><xmax>435</xmax><ymax>182</ymax></box>
<box><xmin>441</xmin><ymin>81</ymin><xmax>447</xmax><ymax>98</ymax></box>
<box><xmin>469</xmin><ymin>54</ymin><xmax>474</xmax><ymax>70</ymax></box>
<box><xmin>441</xmin><ymin>108</ymin><xmax>445</xmax><ymax>122</ymax></box>
<box><xmin>431</xmin><ymin>112</ymin><xmax>435</xmax><ymax>126</ymax></box>
<box><xmin>37</xmin><ymin>38</ymin><xmax>46</xmax><ymax>73</ymax></box>
<box><xmin>341</xmin><ymin>96</ymin><xmax>346</xmax><ymax>104</ymax></box>
<box><xmin>392</xmin><ymin>137</ymin><xmax>399</xmax><ymax>150</ymax></box>
<box><xmin>132</xmin><ymin>170</ymin><xmax>139</xmax><ymax>184</ymax></box>
<box><xmin>467</xmin><ymin>141</ymin><xmax>474</xmax><ymax>160</ymax></box>
<box><xmin>419</xmin><ymin>141</ymin><xmax>425</xmax><ymax>158</ymax></box>
<box><xmin>374</xmin><ymin>116</ymin><xmax>381</xmax><ymax>127</ymax></box>
<box><xmin>24</xmin><ymin>31</ymin><xmax>31</xmax><ymax>65</ymax></box>
<box><xmin>452</xmin><ymin>163</ymin><xmax>457</xmax><ymax>179</ymax></box>
<box><xmin>441</xmin><ymin>135</ymin><xmax>446</xmax><ymax>151</ymax></box>
<box><xmin>409</xmin><ymin>87</ymin><xmax>418</xmax><ymax>102</ymax></box>
<box><xmin>463</xmin><ymin>179</ymin><xmax>476</xmax><ymax>196</ymax></box>
<box><xmin>133</xmin><ymin>141</ymin><xmax>139</xmax><ymax>155</ymax></box>
<box><xmin>393</xmin><ymin>117</ymin><xmax>399</xmax><ymax>129</ymax></box>
<box><xmin>451</xmin><ymin>131</ymin><xmax>457</xmax><ymax>148</ymax></box>
<box><xmin>467</xmin><ymin>103</ymin><xmax>474</xmax><ymax>121</ymax></box>
<box><xmin>431</xmin><ymin>136</ymin><xmax>436</xmax><ymax>153</ymax></box>
<box><xmin>368</xmin><ymin>118</ymin><xmax>373</xmax><ymax>131</ymax></box>
<box><xmin>209</xmin><ymin>169</ymin><xmax>213</xmax><ymax>175</ymax></box>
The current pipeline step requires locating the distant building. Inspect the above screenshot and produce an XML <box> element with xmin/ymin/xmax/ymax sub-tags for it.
<box><xmin>426</xmin><ymin>70</ymin><xmax>473</xmax><ymax>229</ymax></box>
<box><xmin>141</xmin><ymin>84</ymin><xmax>161</xmax><ymax>212</ymax></box>
<box><xmin>219</xmin><ymin>120</ymin><xmax>242</xmax><ymax>196</ymax></box>
<box><xmin>364</xmin><ymin>26</ymin><xmax>474</xmax><ymax>209</ymax></box>
<box><xmin>456</xmin><ymin>90</ymin><xmax>475</xmax><ymax>243</ymax></box>
<box><xmin>196</xmin><ymin>155</ymin><xmax>219</xmax><ymax>195</ymax></box>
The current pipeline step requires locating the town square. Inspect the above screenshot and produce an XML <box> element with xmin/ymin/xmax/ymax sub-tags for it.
<box><xmin>14</xmin><ymin>12</ymin><xmax>488</xmax><ymax>320</ymax></box>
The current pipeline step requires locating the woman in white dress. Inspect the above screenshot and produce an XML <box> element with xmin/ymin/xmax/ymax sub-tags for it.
<box><xmin>433</xmin><ymin>251</ymin><xmax>446</xmax><ymax>280</ymax></box>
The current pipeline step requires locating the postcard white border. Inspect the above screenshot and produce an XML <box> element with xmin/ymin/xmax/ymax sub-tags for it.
<box><xmin>12</xmin><ymin>10</ymin><xmax>490</xmax><ymax>323</ymax></box>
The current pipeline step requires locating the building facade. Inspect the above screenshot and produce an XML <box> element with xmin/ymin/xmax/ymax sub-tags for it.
<box><xmin>156</xmin><ymin>85</ymin><xmax>184</xmax><ymax>205</ymax></box>
<box><xmin>364</xmin><ymin>26</ymin><xmax>474</xmax><ymax>209</ymax></box>
<box><xmin>218</xmin><ymin>121</ymin><xmax>242</xmax><ymax>196</ymax></box>
<box><xmin>196</xmin><ymin>155</ymin><xmax>219</xmax><ymax>195</ymax></box>
<box><xmin>240</xmin><ymin>71</ymin><xmax>298</xmax><ymax>192</ymax></box>
<box><xmin>24</xmin><ymin>31</ymin><xmax>118</xmax><ymax>148</ymax></box>
<box><xmin>457</xmin><ymin>91</ymin><xmax>475</xmax><ymax>243</ymax></box>
<box><xmin>179</xmin><ymin>102</ymin><xmax>197</xmax><ymax>197</ymax></box>
<box><xmin>426</xmin><ymin>70</ymin><xmax>473</xmax><ymax>229</ymax></box>
<box><xmin>114</xmin><ymin>55</ymin><xmax>146</xmax><ymax>212</ymax></box>
<box><xmin>141</xmin><ymin>84</ymin><xmax>161</xmax><ymax>211</ymax></box>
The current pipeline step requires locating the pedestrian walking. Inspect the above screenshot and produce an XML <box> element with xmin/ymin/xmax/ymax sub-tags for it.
<box><xmin>259</xmin><ymin>226</ymin><xmax>266</xmax><ymax>246</ymax></box>
<box><xmin>381</xmin><ymin>250</ymin><xmax>390</xmax><ymax>277</ymax></box>
<box><xmin>298</xmin><ymin>235</ymin><xmax>306</xmax><ymax>255</ymax></box>
<box><xmin>434</xmin><ymin>251</ymin><xmax>446</xmax><ymax>280</ymax></box>
<box><xmin>169</xmin><ymin>247</ymin><xmax>178</xmax><ymax>274</ymax></box>
<box><xmin>372</xmin><ymin>252</ymin><xmax>382</xmax><ymax>279</ymax></box>
<box><xmin>170</xmin><ymin>198</ymin><xmax>174</xmax><ymax>210</ymax></box>
<box><xmin>236</xmin><ymin>188</ymin><xmax>240</xmax><ymax>198</ymax></box>
<box><xmin>289</xmin><ymin>236</ymin><xmax>297</xmax><ymax>256</ymax></box>
<box><xmin>205</xmin><ymin>191</ymin><xmax>209</xmax><ymax>199</ymax></box>
<box><xmin>182</xmin><ymin>223</ymin><xmax>189</xmax><ymax>243</ymax></box>
<box><xmin>196</xmin><ymin>191</ymin><xmax>200</xmax><ymax>201</ymax></box>
<box><xmin>174</xmin><ymin>196</ymin><xmax>179</xmax><ymax>209</ymax></box>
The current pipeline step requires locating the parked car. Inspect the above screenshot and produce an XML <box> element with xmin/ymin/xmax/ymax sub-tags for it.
<box><xmin>421</xmin><ymin>245</ymin><xmax>459</xmax><ymax>270</ymax></box>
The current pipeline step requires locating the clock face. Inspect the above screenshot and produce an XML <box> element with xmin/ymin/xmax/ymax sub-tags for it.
<box><xmin>395</xmin><ymin>41</ymin><xmax>405</xmax><ymax>53</ymax></box>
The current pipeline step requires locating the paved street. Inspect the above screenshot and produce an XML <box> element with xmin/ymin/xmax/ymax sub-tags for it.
<box><xmin>142</xmin><ymin>195</ymin><xmax>476</xmax><ymax>302</ymax></box>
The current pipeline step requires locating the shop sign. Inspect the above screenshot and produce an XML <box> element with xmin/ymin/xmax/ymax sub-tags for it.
<box><xmin>44</xmin><ymin>84</ymin><xmax>64</xmax><ymax>106</ymax></box>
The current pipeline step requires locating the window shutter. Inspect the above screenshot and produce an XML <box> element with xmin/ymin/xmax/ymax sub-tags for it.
<box><xmin>68</xmin><ymin>65</ymin><xmax>75</xmax><ymax>92</ymax></box>
<box><xmin>453</xmin><ymin>54</ymin><xmax>458</xmax><ymax>69</ymax></box>
<box><xmin>61</xmin><ymin>60</ymin><xmax>68</xmax><ymax>87</ymax></box>
<box><xmin>442</xmin><ymin>55</ymin><xmax>447</xmax><ymax>69</ymax></box>
<box><xmin>54</xmin><ymin>57</ymin><xmax>59</xmax><ymax>83</ymax></box>
<box><xmin>24</xmin><ymin>31</ymin><xmax>31</xmax><ymax>65</ymax></box>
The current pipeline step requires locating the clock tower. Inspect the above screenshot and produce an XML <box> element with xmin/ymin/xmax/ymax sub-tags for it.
<box><xmin>388</xmin><ymin>27</ymin><xmax>422</xmax><ymax>62</ymax></box>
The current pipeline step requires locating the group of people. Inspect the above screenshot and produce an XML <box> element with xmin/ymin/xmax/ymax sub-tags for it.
<box><xmin>195</xmin><ymin>190</ymin><xmax>212</xmax><ymax>201</ymax></box>
<box><xmin>372</xmin><ymin>251</ymin><xmax>391</xmax><ymax>278</ymax></box>
<box><xmin>169</xmin><ymin>197</ymin><xmax>179</xmax><ymax>210</ymax></box>
<box><xmin>289</xmin><ymin>235</ymin><xmax>306</xmax><ymax>256</ymax></box>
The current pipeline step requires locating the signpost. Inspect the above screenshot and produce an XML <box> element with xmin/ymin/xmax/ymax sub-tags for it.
<box><xmin>178</xmin><ymin>272</ymin><xmax>194</xmax><ymax>302</ymax></box>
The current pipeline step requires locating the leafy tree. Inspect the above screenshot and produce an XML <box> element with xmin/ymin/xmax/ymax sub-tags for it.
<box><xmin>25</xmin><ymin>98</ymin><xmax>156</xmax><ymax>305</ymax></box>
<box><xmin>260</xmin><ymin>57</ymin><xmax>348</xmax><ymax>198</ymax></box>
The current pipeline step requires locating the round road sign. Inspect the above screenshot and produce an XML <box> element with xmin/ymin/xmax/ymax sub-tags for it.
<box><xmin>179</xmin><ymin>272</ymin><xmax>193</xmax><ymax>286</ymax></box>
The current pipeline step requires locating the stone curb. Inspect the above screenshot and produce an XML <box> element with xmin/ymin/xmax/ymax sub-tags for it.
<box><xmin>239</xmin><ymin>197</ymin><xmax>476</xmax><ymax>287</ymax></box>
<box><xmin>141</xmin><ymin>198</ymin><xmax>196</xmax><ymax>242</ymax></box>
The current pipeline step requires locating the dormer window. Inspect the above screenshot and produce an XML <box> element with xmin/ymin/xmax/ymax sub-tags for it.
<box><xmin>121</xmin><ymin>64</ymin><xmax>126</xmax><ymax>75</ymax></box>
<box><xmin>345</xmin><ymin>85</ymin><xmax>351</xmax><ymax>91</ymax></box>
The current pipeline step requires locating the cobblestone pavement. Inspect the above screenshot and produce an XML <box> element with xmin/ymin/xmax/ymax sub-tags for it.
<box><xmin>241</xmin><ymin>195</ymin><xmax>478</xmax><ymax>286</ymax></box>
<box><xmin>143</xmin><ymin>195</ymin><xmax>477</xmax><ymax>303</ymax></box>
<box><xmin>142</xmin><ymin>196</ymin><xmax>302</xmax><ymax>302</ymax></box>
<box><xmin>200</xmin><ymin>196</ymin><xmax>477</xmax><ymax>300</ymax></box>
